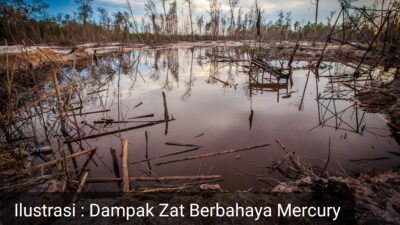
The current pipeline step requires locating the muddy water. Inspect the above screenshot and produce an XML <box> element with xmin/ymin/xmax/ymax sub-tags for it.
<box><xmin>63</xmin><ymin>47</ymin><xmax>399</xmax><ymax>191</ymax></box>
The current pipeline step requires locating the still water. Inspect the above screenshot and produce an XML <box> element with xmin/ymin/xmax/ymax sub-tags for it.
<box><xmin>57</xmin><ymin>47</ymin><xmax>399</xmax><ymax>191</ymax></box>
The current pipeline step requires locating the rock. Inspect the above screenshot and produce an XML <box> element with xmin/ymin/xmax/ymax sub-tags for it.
<box><xmin>200</xmin><ymin>183</ymin><xmax>221</xmax><ymax>191</ymax></box>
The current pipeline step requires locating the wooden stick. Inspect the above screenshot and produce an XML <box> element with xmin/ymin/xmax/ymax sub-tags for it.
<box><xmin>130</xmin><ymin>147</ymin><xmax>200</xmax><ymax>165</ymax></box>
<box><xmin>162</xmin><ymin>91</ymin><xmax>169</xmax><ymax>135</ymax></box>
<box><xmin>129</xmin><ymin>114</ymin><xmax>154</xmax><ymax>119</ymax></box>
<box><xmin>145</xmin><ymin>131</ymin><xmax>151</xmax><ymax>172</ymax></box>
<box><xmin>82</xmin><ymin>175</ymin><xmax>222</xmax><ymax>183</ymax></box>
<box><xmin>156</xmin><ymin>144</ymin><xmax>270</xmax><ymax>166</ymax></box>
<box><xmin>72</xmin><ymin>171</ymin><xmax>89</xmax><ymax>202</ymax></box>
<box><xmin>23</xmin><ymin>147</ymin><xmax>97</xmax><ymax>173</ymax></box>
<box><xmin>121</xmin><ymin>139</ymin><xmax>130</xmax><ymax>192</ymax></box>
<box><xmin>132</xmin><ymin>101</ymin><xmax>143</xmax><ymax>109</ymax></box>
<box><xmin>65</xmin><ymin>119</ymin><xmax>174</xmax><ymax>143</ymax></box>
<box><xmin>165</xmin><ymin>142</ymin><xmax>199</xmax><ymax>147</ymax></box>
<box><xmin>71</xmin><ymin>109</ymin><xmax>110</xmax><ymax>116</ymax></box>
<box><xmin>78</xmin><ymin>150</ymin><xmax>96</xmax><ymax>178</ymax></box>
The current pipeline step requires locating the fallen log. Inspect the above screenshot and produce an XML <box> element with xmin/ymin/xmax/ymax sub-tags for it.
<box><xmin>156</xmin><ymin>144</ymin><xmax>270</xmax><ymax>166</ymax></box>
<box><xmin>64</xmin><ymin>119</ymin><xmax>174</xmax><ymax>143</ymax></box>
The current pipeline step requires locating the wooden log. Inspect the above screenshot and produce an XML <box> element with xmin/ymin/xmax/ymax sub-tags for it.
<box><xmin>23</xmin><ymin>147</ymin><xmax>97</xmax><ymax>173</ymax></box>
<box><xmin>121</xmin><ymin>139</ymin><xmax>130</xmax><ymax>192</ymax></box>
<box><xmin>82</xmin><ymin>175</ymin><xmax>222</xmax><ymax>183</ymax></box>
<box><xmin>64</xmin><ymin>119</ymin><xmax>174</xmax><ymax>143</ymax></box>
<box><xmin>156</xmin><ymin>144</ymin><xmax>270</xmax><ymax>166</ymax></box>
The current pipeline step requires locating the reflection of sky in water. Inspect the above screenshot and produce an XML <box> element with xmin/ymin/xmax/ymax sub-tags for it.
<box><xmin>63</xmin><ymin>48</ymin><xmax>399</xmax><ymax>191</ymax></box>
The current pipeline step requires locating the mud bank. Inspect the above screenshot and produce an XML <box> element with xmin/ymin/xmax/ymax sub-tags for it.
<box><xmin>0</xmin><ymin>41</ymin><xmax>364</xmax><ymax>72</ymax></box>
<box><xmin>355</xmin><ymin>77</ymin><xmax>400</xmax><ymax>137</ymax></box>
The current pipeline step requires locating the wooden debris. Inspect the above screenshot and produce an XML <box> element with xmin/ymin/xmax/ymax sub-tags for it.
<box><xmin>65</xmin><ymin>119</ymin><xmax>174</xmax><ymax>143</ymax></box>
<box><xmin>350</xmin><ymin>157</ymin><xmax>390</xmax><ymax>162</ymax></box>
<box><xmin>121</xmin><ymin>139</ymin><xmax>130</xmax><ymax>192</ymax></box>
<box><xmin>132</xmin><ymin>101</ymin><xmax>143</xmax><ymax>109</ymax></box>
<box><xmin>72</xmin><ymin>109</ymin><xmax>110</xmax><ymax>116</ymax></box>
<box><xmin>162</xmin><ymin>91</ymin><xmax>169</xmax><ymax>135</ymax></box>
<box><xmin>194</xmin><ymin>133</ymin><xmax>204</xmax><ymax>138</ymax></box>
<box><xmin>156</xmin><ymin>144</ymin><xmax>270</xmax><ymax>166</ymax></box>
<box><xmin>72</xmin><ymin>171</ymin><xmax>89</xmax><ymax>202</ymax></box>
<box><xmin>128</xmin><ymin>114</ymin><xmax>154</xmax><ymax>119</ymax></box>
<box><xmin>23</xmin><ymin>147</ymin><xmax>97</xmax><ymax>173</ymax></box>
<box><xmin>81</xmin><ymin>175</ymin><xmax>222</xmax><ymax>183</ymax></box>
<box><xmin>130</xmin><ymin>147</ymin><xmax>200</xmax><ymax>165</ymax></box>
<box><xmin>165</xmin><ymin>142</ymin><xmax>200</xmax><ymax>147</ymax></box>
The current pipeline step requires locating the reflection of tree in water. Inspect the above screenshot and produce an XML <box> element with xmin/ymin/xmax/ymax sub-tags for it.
<box><xmin>167</xmin><ymin>49</ymin><xmax>180</xmax><ymax>83</ymax></box>
<box><xmin>182</xmin><ymin>48</ymin><xmax>196</xmax><ymax>100</ymax></box>
<box><xmin>150</xmin><ymin>50</ymin><xmax>161</xmax><ymax>81</ymax></box>
<box><xmin>161</xmin><ymin>49</ymin><xmax>180</xmax><ymax>90</ymax></box>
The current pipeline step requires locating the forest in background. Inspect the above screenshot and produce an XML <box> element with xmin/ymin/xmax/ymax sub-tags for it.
<box><xmin>0</xmin><ymin>0</ymin><xmax>399</xmax><ymax>45</ymax></box>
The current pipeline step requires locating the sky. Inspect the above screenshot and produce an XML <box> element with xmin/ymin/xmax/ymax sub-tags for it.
<box><xmin>40</xmin><ymin>0</ymin><xmax>378</xmax><ymax>25</ymax></box>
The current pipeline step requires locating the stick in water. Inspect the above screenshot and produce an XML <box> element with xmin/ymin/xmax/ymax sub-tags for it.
<box><xmin>156</xmin><ymin>144</ymin><xmax>270</xmax><ymax>166</ymax></box>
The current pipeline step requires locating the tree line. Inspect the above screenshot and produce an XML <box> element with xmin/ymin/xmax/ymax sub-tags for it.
<box><xmin>0</xmin><ymin>0</ymin><xmax>399</xmax><ymax>45</ymax></box>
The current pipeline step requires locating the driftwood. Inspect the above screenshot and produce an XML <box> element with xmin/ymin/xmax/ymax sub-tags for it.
<box><xmin>121</xmin><ymin>139</ymin><xmax>130</xmax><ymax>192</ymax></box>
<box><xmin>156</xmin><ymin>144</ymin><xmax>270</xmax><ymax>166</ymax></box>
<box><xmin>65</xmin><ymin>119</ymin><xmax>174</xmax><ymax>143</ymax></box>
<box><xmin>23</xmin><ymin>147</ymin><xmax>97</xmax><ymax>173</ymax></box>
<box><xmin>130</xmin><ymin>147</ymin><xmax>200</xmax><ymax>165</ymax></box>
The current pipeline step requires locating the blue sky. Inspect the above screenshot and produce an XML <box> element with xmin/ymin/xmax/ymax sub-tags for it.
<box><xmin>39</xmin><ymin>0</ymin><xmax>377</xmax><ymax>24</ymax></box>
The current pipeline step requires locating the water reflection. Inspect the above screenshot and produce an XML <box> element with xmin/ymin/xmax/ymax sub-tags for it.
<box><xmin>5</xmin><ymin>47</ymin><xmax>399</xmax><ymax>191</ymax></box>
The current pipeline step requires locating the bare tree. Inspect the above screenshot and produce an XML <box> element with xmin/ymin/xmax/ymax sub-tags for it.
<box><xmin>145</xmin><ymin>0</ymin><xmax>159</xmax><ymax>37</ymax></box>
<box><xmin>228</xmin><ymin>0</ymin><xmax>239</xmax><ymax>35</ymax></box>
<box><xmin>184</xmin><ymin>0</ymin><xmax>194</xmax><ymax>37</ymax></box>
<box><xmin>75</xmin><ymin>0</ymin><xmax>94</xmax><ymax>41</ymax></box>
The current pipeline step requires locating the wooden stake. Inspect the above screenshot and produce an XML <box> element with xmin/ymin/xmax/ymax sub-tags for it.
<box><xmin>121</xmin><ymin>139</ymin><xmax>130</xmax><ymax>192</ymax></box>
<box><xmin>162</xmin><ymin>91</ymin><xmax>169</xmax><ymax>135</ymax></box>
